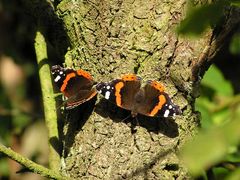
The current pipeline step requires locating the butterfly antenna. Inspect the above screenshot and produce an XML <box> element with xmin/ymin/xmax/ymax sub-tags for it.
<box><xmin>120</xmin><ymin>114</ymin><xmax>132</xmax><ymax>122</ymax></box>
<box><xmin>54</xmin><ymin>95</ymin><xmax>76</xmax><ymax>111</ymax></box>
<box><xmin>54</xmin><ymin>94</ymin><xmax>75</xmax><ymax>111</ymax></box>
<box><xmin>135</xmin><ymin>116</ymin><xmax>140</xmax><ymax>126</ymax></box>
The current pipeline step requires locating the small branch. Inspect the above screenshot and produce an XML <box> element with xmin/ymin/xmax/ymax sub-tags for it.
<box><xmin>35</xmin><ymin>31</ymin><xmax>61</xmax><ymax>170</ymax></box>
<box><xmin>0</xmin><ymin>143</ymin><xmax>67</xmax><ymax>179</ymax></box>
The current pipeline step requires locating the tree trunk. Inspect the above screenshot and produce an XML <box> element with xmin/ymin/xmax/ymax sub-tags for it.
<box><xmin>26</xmin><ymin>0</ymin><xmax>240</xmax><ymax>179</ymax></box>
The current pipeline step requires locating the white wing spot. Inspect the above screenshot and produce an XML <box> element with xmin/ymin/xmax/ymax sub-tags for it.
<box><xmin>169</xmin><ymin>105</ymin><xmax>173</xmax><ymax>109</ymax></box>
<box><xmin>60</xmin><ymin>71</ymin><xmax>63</xmax><ymax>74</ymax></box>
<box><xmin>105</xmin><ymin>91</ymin><xmax>111</xmax><ymax>99</ymax></box>
<box><xmin>54</xmin><ymin>75</ymin><xmax>61</xmax><ymax>82</ymax></box>
<box><xmin>164</xmin><ymin>109</ymin><xmax>170</xmax><ymax>117</ymax></box>
<box><xmin>107</xmin><ymin>85</ymin><xmax>110</xmax><ymax>89</ymax></box>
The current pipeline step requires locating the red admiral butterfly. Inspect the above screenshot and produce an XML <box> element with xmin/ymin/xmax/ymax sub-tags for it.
<box><xmin>51</xmin><ymin>65</ymin><xmax>97</xmax><ymax>109</ymax></box>
<box><xmin>96</xmin><ymin>74</ymin><xmax>181</xmax><ymax>118</ymax></box>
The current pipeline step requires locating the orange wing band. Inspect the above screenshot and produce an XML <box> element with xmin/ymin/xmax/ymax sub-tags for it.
<box><xmin>115</xmin><ymin>81</ymin><xmax>124</xmax><ymax>107</ymax></box>
<box><xmin>77</xmin><ymin>70</ymin><xmax>93</xmax><ymax>80</ymax></box>
<box><xmin>150</xmin><ymin>81</ymin><xmax>165</xmax><ymax>92</ymax></box>
<box><xmin>60</xmin><ymin>72</ymin><xmax>76</xmax><ymax>92</ymax></box>
<box><xmin>122</xmin><ymin>74</ymin><xmax>138</xmax><ymax>81</ymax></box>
<box><xmin>148</xmin><ymin>94</ymin><xmax>166</xmax><ymax>116</ymax></box>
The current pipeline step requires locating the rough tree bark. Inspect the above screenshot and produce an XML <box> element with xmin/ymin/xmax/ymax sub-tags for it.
<box><xmin>25</xmin><ymin>0</ymin><xmax>240</xmax><ymax>179</ymax></box>
<box><xmin>57</xmin><ymin>1</ymin><xmax>196</xmax><ymax>179</ymax></box>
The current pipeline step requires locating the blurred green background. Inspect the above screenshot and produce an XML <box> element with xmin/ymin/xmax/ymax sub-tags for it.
<box><xmin>178</xmin><ymin>1</ymin><xmax>240</xmax><ymax>179</ymax></box>
<box><xmin>0</xmin><ymin>0</ymin><xmax>240</xmax><ymax>180</ymax></box>
<box><xmin>0</xmin><ymin>1</ymin><xmax>48</xmax><ymax>179</ymax></box>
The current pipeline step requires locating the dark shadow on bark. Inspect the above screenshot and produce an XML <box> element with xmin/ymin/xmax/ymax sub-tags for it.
<box><xmin>95</xmin><ymin>99</ymin><xmax>179</xmax><ymax>138</ymax></box>
<box><xmin>37</xmin><ymin>58</ymin><xmax>49</xmax><ymax>70</ymax></box>
<box><xmin>22</xmin><ymin>0</ymin><xmax>70</xmax><ymax>61</ymax></box>
<box><xmin>49</xmin><ymin>136</ymin><xmax>62</xmax><ymax>157</ymax></box>
<box><xmin>61</xmin><ymin>96</ymin><xmax>97</xmax><ymax>158</ymax></box>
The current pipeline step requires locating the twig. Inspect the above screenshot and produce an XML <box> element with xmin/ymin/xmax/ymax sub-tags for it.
<box><xmin>34</xmin><ymin>31</ymin><xmax>61</xmax><ymax>170</ymax></box>
<box><xmin>0</xmin><ymin>143</ymin><xmax>67</xmax><ymax>179</ymax></box>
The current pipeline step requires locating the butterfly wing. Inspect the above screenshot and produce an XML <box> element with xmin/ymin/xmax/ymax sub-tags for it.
<box><xmin>51</xmin><ymin>65</ymin><xmax>97</xmax><ymax>109</ymax></box>
<box><xmin>96</xmin><ymin>74</ymin><xmax>141</xmax><ymax>112</ymax></box>
<box><xmin>135</xmin><ymin>80</ymin><xmax>181</xmax><ymax>117</ymax></box>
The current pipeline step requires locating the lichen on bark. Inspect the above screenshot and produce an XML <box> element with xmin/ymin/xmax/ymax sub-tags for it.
<box><xmin>53</xmin><ymin>0</ymin><xmax>238</xmax><ymax>179</ymax></box>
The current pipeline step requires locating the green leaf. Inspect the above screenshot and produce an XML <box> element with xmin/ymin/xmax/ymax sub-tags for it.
<box><xmin>177</xmin><ymin>2</ymin><xmax>225</xmax><ymax>36</ymax></box>
<box><xmin>212</xmin><ymin>107</ymin><xmax>231</xmax><ymax>125</ymax></box>
<box><xmin>230</xmin><ymin>0</ymin><xmax>240</xmax><ymax>7</ymax></box>
<box><xmin>195</xmin><ymin>97</ymin><xmax>214</xmax><ymax>129</ymax></box>
<box><xmin>180</xmin><ymin>107</ymin><xmax>240</xmax><ymax>176</ymax></box>
<box><xmin>195</xmin><ymin>65</ymin><xmax>234</xmax><ymax>129</ymax></box>
<box><xmin>230</xmin><ymin>33</ymin><xmax>240</xmax><ymax>55</ymax></box>
<box><xmin>226</xmin><ymin>168</ymin><xmax>240</xmax><ymax>180</ymax></box>
<box><xmin>12</xmin><ymin>112</ymin><xmax>31</xmax><ymax>134</ymax></box>
<box><xmin>0</xmin><ymin>158</ymin><xmax>9</xmax><ymax>176</ymax></box>
<box><xmin>201</xmin><ymin>65</ymin><xmax>233</xmax><ymax>96</ymax></box>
